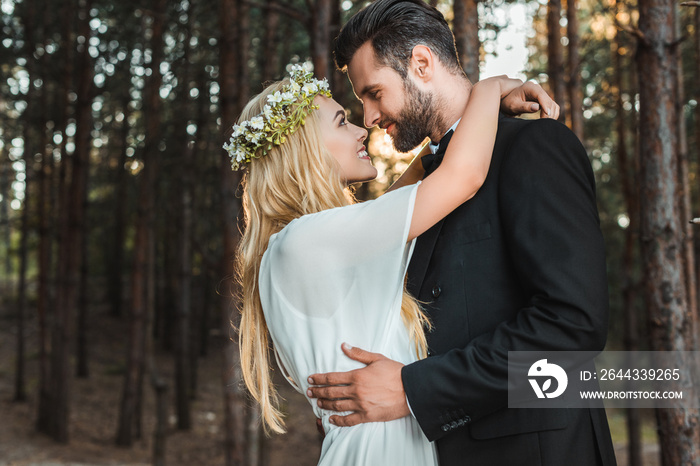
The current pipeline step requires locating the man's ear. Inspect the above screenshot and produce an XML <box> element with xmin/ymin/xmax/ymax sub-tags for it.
<box><xmin>409</xmin><ymin>45</ymin><xmax>435</xmax><ymax>83</ymax></box>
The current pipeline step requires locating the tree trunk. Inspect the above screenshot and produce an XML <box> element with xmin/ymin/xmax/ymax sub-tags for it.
<box><xmin>138</xmin><ymin>224</ymin><xmax>158</xmax><ymax>440</ymax></box>
<box><xmin>36</xmin><ymin>0</ymin><xmax>53</xmax><ymax>399</ymax></box>
<box><xmin>262</xmin><ymin>0</ymin><xmax>280</xmax><ymax>82</ymax></box>
<box><xmin>566</xmin><ymin>0</ymin><xmax>583</xmax><ymax>139</ymax></box>
<box><xmin>637</xmin><ymin>0</ymin><xmax>700</xmax><ymax>463</ymax></box>
<box><xmin>246</xmin><ymin>409</ymin><xmax>262</xmax><ymax>466</ymax></box>
<box><xmin>280</xmin><ymin>19</ymin><xmax>293</xmax><ymax>80</ymax></box>
<box><xmin>200</xmin><ymin>272</ymin><xmax>212</xmax><ymax>357</ymax></box>
<box><xmin>0</xmin><ymin>145</ymin><xmax>11</xmax><ymax>281</ymax></box>
<box><xmin>695</xmin><ymin>3</ymin><xmax>700</xmax><ymax>327</ymax></box>
<box><xmin>220</xmin><ymin>0</ymin><xmax>248</xmax><ymax>463</ymax></box>
<box><xmin>148</xmin><ymin>234</ymin><xmax>165</xmax><ymax>460</ymax></box>
<box><xmin>119</xmin><ymin>148</ymin><xmax>146</xmax><ymax>444</ymax></box>
<box><xmin>152</xmin><ymin>377</ymin><xmax>168</xmax><ymax>466</ymax></box>
<box><xmin>14</xmin><ymin>0</ymin><xmax>38</xmax><ymax>406</ymax></box>
<box><xmin>109</xmin><ymin>96</ymin><xmax>130</xmax><ymax>318</ymax></box>
<box><xmin>453</xmin><ymin>0</ymin><xmax>480</xmax><ymax>81</ymax></box>
<box><xmin>188</xmin><ymin>227</ymin><xmax>199</xmax><ymax>399</ymax></box>
<box><xmin>38</xmin><ymin>0</ymin><xmax>75</xmax><ymax>434</ymax></box>
<box><xmin>189</xmin><ymin>67</ymin><xmax>211</xmax><ymax>394</ymax></box>
<box><xmin>116</xmin><ymin>0</ymin><xmax>166</xmax><ymax>446</ymax></box>
<box><xmin>613</xmin><ymin>2</ymin><xmax>642</xmax><ymax>461</ymax></box>
<box><xmin>35</xmin><ymin>0</ymin><xmax>54</xmax><ymax>393</ymax></box>
<box><xmin>49</xmin><ymin>0</ymin><xmax>94</xmax><ymax>442</ymax></box>
<box><xmin>75</xmin><ymin>156</ymin><xmax>90</xmax><ymax>378</ymax></box>
<box><xmin>676</xmin><ymin>4</ymin><xmax>698</xmax><ymax>345</ymax></box>
<box><xmin>547</xmin><ymin>0</ymin><xmax>566</xmax><ymax>122</ymax></box>
<box><xmin>175</xmin><ymin>10</ymin><xmax>193</xmax><ymax>430</ymax></box>
<box><xmin>158</xmin><ymin>234</ymin><xmax>175</xmax><ymax>351</ymax></box>
<box><xmin>240</xmin><ymin>0</ymin><xmax>250</xmax><ymax>101</ymax></box>
<box><xmin>331</xmin><ymin>0</ymin><xmax>346</xmax><ymax>96</ymax></box>
<box><xmin>75</xmin><ymin>10</ymin><xmax>92</xmax><ymax>374</ymax></box>
<box><xmin>14</xmin><ymin>157</ymin><xmax>31</xmax><ymax>405</ymax></box>
<box><xmin>311</xmin><ymin>0</ymin><xmax>332</xmax><ymax>79</ymax></box>
<box><xmin>14</xmin><ymin>154</ymin><xmax>29</xmax><ymax>405</ymax></box>
<box><xmin>188</xmin><ymin>55</ymin><xmax>211</xmax><ymax>399</ymax></box>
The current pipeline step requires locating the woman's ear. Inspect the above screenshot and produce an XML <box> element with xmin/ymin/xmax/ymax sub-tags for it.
<box><xmin>409</xmin><ymin>45</ymin><xmax>434</xmax><ymax>83</ymax></box>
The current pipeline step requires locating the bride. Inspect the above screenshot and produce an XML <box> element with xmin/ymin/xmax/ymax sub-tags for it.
<box><xmin>227</xmin><ymin>64</ymin><xmax>554</xmax><ymax>465</ymax></box>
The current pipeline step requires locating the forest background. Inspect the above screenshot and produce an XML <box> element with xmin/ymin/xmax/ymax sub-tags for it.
<box><xmin>0</xmin><ymin>0</ymin><xmax>699</xmax><ymax>464</ymax></box>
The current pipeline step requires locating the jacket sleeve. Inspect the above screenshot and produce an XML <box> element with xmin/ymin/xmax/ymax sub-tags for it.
<box><xmin>401</xmin><ymin>119</ymin><xmax>609</xmax><ymax>441</ymax></box>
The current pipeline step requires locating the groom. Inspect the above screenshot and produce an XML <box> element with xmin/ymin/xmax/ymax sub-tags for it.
<box><xmin>307</xmin><ymin>0</ymin><xmax>617</xmax><ymax>465</ymax></box>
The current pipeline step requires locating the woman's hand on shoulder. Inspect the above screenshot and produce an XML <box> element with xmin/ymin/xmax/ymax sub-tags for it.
<box><xmin>473</xmin><ymin>75</ymin><xmax>522</xmax><ymax>99</ymax></box>
<box><xmin>498</xmin><ymin>80</ymin><xmax>560</xmax><ymax>120</ymax></box>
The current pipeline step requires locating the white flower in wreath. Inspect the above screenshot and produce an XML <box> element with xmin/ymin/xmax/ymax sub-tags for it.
<box><xmin>232</xmin><ymin>125</ymin><xmax>245</xmax><ymax>137</ymax></box>
<box><xmin>248</xmin><ymin>133</ymin><xmax>261</xmax><ymax>145</ymax></box>
<box><xmin>302</xmin><ymin>82</ymin><xmax>318</xmax><ymax>96</ymax></box>
<box><xmin>250</xmin><ymin>116</ymin><xmax>265</xmax><ymax>130</ymax></box>
<box><xmin>262</xmin><ymin>105</ymin><xmax>273</xmax><ymax>119</ymax></box>
<box><xmin>235</xmin><ymin>148</ymin><xmax>246</xmax><ymax>163</ymax></box>
<box><xmin>281</xmin><ymin>91</ymin><xmax>295</xmax><ymax>101</ymax></box>
<box><xmin>267</xmin><ymin>91</ymin><xmax>283</xmax><ymax>104</ymax></box>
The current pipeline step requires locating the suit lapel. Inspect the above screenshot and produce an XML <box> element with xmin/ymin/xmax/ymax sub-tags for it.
<box><xmin>407</xmin><ymin>217</ymin><xmax>445</xmax><ymax>297</ymax></box>
<box><xmin>406</xmin><ymin>130</ymin><xmax>455</xmax><ymax>297</ymax></box>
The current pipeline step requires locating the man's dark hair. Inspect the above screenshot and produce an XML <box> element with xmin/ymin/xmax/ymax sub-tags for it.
<box><xmin>334</xmin><ymin>0</ymin><xmax>463</xmax><ymax>79</ymax></box>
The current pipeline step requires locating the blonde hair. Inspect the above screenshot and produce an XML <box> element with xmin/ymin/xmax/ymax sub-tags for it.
<box><xmin>235</xmin><ymin>79</ymin><xmax>431</xmax><ymax>434</ymax></box>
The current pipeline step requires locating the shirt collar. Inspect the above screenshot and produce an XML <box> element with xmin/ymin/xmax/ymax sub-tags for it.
<box><xmin>429</xmin><ymin>119</ymin><xmax>461</xmax><ymax>154</ymax></box>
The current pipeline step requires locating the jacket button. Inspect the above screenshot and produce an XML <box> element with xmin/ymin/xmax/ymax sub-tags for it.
<box><xmin>431</xmin><ymin>285</ymin><xmax>441</xmax><ymax>298</ymax></box>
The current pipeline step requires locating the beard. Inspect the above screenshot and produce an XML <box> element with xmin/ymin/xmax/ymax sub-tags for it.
<box><xmin>384</xmin><ymin>78</ymin><xmax>445</xmax><ymax>153</ymax></box>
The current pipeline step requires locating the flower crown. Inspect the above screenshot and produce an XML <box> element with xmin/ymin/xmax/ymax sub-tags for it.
<box><xmin>223</xmin><ymin>64</ymin><xmax>332</xmax><ymax>170</ymax></box>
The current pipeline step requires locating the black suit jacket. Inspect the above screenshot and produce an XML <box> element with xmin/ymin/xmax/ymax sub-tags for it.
<box><xmin>402</xmin><ymin>116</ymin><xmax>617</xmax><ymax>466</ymax></box>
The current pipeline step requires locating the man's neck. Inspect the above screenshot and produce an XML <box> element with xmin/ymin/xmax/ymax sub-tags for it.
<box><xmin>432</xmin><ymin>73</ymin><xmax>472</xmax><ymax>141</ymax></box>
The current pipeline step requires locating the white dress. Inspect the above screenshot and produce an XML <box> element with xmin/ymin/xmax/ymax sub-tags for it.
<box><xmin>259</xmin><ymin>183</ymin><xmax>438</xmax><ymax>466</ymax></box>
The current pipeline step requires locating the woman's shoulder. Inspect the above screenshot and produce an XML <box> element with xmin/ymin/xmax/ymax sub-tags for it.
<box><xmin>261</xmin><ymin>205</ymin><xmax>354</xmax><ymax>279</ymax></box>
<box><xmin>267</xmin><ymin>183</ymin><xmax>419</xmax><ymax>258</ymax></box>
<box><xmin>265</xmin><ymin>207</ymin><xmax>343</xmax><ymax>256</ymax></box>
<box><xmin>270</xmin><ymin>206</ymin><xmax>340</xmax><ymax>242</ymax></box>
<box><xmin>281</xmin><ymin>184</ymin><xmax>418</xmax><ymax>235</ymax></box>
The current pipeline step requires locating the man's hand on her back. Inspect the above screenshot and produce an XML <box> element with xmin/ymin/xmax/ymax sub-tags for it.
<box><xmin>307</xmin><ymin>343</ymin><xmax>410</xmax><ymax>427</ymax></box>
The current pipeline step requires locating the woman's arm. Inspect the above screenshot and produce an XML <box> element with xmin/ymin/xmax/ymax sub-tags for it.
<box><xmin>407</xmin><ymin>76</ymin><xmax>520</xmax><ymax>241</ymax></box>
